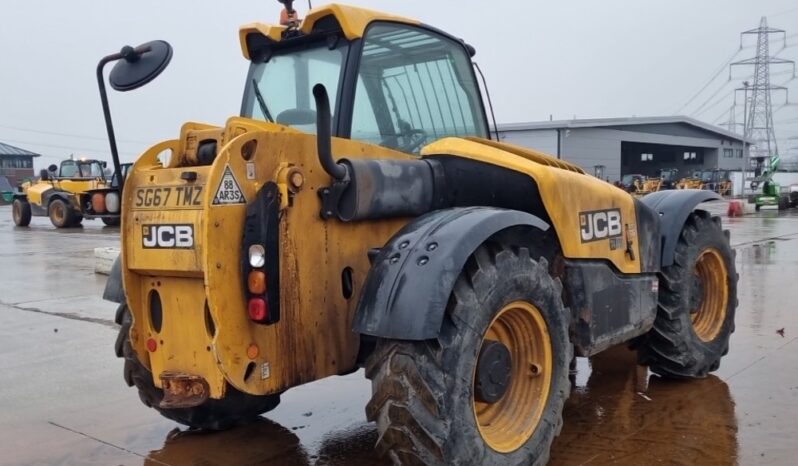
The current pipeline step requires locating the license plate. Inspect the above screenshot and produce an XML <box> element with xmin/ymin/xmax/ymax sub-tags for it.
<box><xmin>132</xmin><ymin>186</ymin><xmax>204</xmax><ymax>210</ymax></box>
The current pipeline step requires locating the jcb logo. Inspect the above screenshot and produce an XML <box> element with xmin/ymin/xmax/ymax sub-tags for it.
<box><xmin>579</xmin><ymin>209</ymin><xmax>622</xmax><ymax>243</ymax></box>
<box><xmin>142</xmin><ymin>224</ymin><xmax>194</xmax><ymax>249</ymax></box>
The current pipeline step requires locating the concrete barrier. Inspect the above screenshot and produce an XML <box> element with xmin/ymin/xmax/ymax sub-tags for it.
<box><xmin>94</xmin><ymin>247</ymin><xmax>119</xmax><ymax>275</ymax></box>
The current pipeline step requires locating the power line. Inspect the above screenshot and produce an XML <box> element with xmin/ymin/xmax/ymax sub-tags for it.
<box><xmin>0</xmin><ymin>136</ymin><xmax>136</xmax><ymax>158</ymax></box>
<box><xmin>693</xmin><ymin>86</ymin><xmax>737</xmax><ymax>117</ymax></box>
<box><xmin>674</xmin><ymin>49</ymin><xmax>741</xmax><ymax>114</ymax></box>
<box><xmin>768</xmin><ymin>7</ymin><xmax>798</xmax><ymax>18</ymax></box>
<box><xmin>0</xmin><ymin>123</ymin><xmax>150</xmax><ymax>145</ymax></box>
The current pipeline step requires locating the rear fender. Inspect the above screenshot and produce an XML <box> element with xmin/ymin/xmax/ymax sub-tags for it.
<box><xmin>640</xmin><ymin>189</ymin><xmax>721</xmax><ymax>267</ymax></box>
<box><xmin>353</xmin><ymin>207</ymin><xmax>549</xmax><ymax>340</ymax></box>
<box><xmin>103</xmin><ymin>256</ymin><xmax>125</xmax><ymax>303</ymax></box>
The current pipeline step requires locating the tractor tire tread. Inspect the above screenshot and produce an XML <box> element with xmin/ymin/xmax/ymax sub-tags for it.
<box><xmin>638</xmin><ymin>211</ymin><xmax>738</xmax><ymax>378</ymax></box>
<box><xmin>366</xmin><ymin>243</ymin><xmax>571</xmax><ymax>466</ymax></box>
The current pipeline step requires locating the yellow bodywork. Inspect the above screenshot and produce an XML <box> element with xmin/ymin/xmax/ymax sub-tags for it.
<box><xmin>239</xmin><ymin>4</ymin><xmax>419</xmax><ymax>59</ymax></box>
<box><xmin>677</xmin><ymin>177</ymin><xmax>703</xmax><ymax>190</ymax></box>
<box><xmin>422</xmin><ymin>139</ymin><xmax>640</xmax><ymax>274</ymax></box>
<box><xmin>23</xmin><ymin>178</ymin><xmax>104</xmax><ymax>208</ymax></box>
<box><xmin>121</xmin><ymin>2</ymin><xmax>643</xmax><ymax>400</ymax></box>
<box><xmin>122</xmin><ymin>118</ymin><xmax>642</xmax><ymax>399</ymax></box>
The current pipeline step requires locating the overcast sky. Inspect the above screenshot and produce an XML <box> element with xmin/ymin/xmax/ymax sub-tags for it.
<box><xmin>1</xmin><ymin>0</ymin><xmax>797</xmax><ymax>166</ymax></box>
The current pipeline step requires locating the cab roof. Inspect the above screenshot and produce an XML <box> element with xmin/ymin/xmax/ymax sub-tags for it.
<box><xmin>239</xmin><ymin>3</ymin><xmax>419</xmax><ymax>60</ymax></box>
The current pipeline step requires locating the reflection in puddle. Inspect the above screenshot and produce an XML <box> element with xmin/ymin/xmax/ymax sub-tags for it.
<box><xmin>741</xmin><ymin>241</ymin><xmax>778</xmax><ymax>265</ymax></box>
<box><xmin>144</xmin><ymin>418</ymin><xmax>311</xmax><ymax>466</ymax></box>
<box><xmin>551</xmin><ymin>346</ymin><xmax>738</xmax><ymax>465</ymax></box>
<box><xmin>142</xmin><ymin>347</ymin><xmax>738</xmax><ymax>465</ymax></box>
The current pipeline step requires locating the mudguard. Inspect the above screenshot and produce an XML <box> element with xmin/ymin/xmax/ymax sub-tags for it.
<box><xmin>640</xmin><ymin>189</ymin><xmax>721</xmax><ymax>267</ymax></box>
<box><xmin>353</xmin><ymin>207</ymin><xmax>549</xmax><ymax>340</ymax></box>
<box><xmin>103</xmin><ymin>256</ymin><xmax>125</xmax><ymax>303</ymax></box>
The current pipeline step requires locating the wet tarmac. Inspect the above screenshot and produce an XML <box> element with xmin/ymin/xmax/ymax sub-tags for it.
<box><xmin>0</xmin><ymin>202</ymin><xmax>797</xmax><ymax>465</ymax></box>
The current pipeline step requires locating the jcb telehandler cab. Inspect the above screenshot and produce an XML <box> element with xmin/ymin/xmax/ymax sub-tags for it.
<box><xmin>101</xmin><ymin>4</ymin><xmax>737</xmax><ymax>465</ymax></box>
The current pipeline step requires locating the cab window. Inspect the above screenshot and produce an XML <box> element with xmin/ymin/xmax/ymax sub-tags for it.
<box><xmin>59</xmin><ymin>161</ymin><xmax>78</xmax><ymax>178</ymax></box>
<box><xmin>243</xmin><ymin>40</ymin><xmax>349</xmax><ymax>134</ymax></box>
<box><xmin>352</xmin><ymin>23</ymin><xmax>488</xmax><ymax>154</ymax></box>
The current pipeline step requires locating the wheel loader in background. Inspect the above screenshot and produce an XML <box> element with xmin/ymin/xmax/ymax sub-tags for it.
<box><xmin>100</xmin><ymin>3</ymin><xmax>738</xmax><ymax>465</ymax></box>
<box><xmin>677</xmin><ymin>169</ymin><xmax>732</xmax><ymax>196</ymax></box>
<box><xmin>677</xmin><ymin>170</ymin><xmax>706</xmax><ymax>190</ymax></box>
<box><xmin>11</xmin><ymin>158</ymin><xmax>123</xmax><ymax>227</ymax></box>
<box><xmin>635</xmin><ymin>168</ymin><xmax>679</xmax><ymax>194</ymax></box>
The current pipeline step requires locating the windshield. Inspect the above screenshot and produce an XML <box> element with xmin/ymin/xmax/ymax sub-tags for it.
<box><xmin>701</xmin><ymin>171</ymin><xmax>713</xmax><ymax>182</ymax></box>
<box><xmin>242</xmin><ymin>40</ymin><xmax>349</xmax><ymax>133</ymax></box>
<box><xmin>351</xmin><ymin>23</ymin><xmax>488</xmax><ymax>154</ymax></box>
<box><xmin>59</xmin><ymin>160</ymin><xmax>104</xmax><ymax>178</ymax></box>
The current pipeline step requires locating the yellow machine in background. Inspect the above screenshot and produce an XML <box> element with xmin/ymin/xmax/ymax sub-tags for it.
<box><xmin>99</xmin><ymin>3</ymin><xmax>738</xmax><ymax>465</ymax></box>
<box><xmin>635</xmin><ymin>168</ymin><xmax>679</xmax><ymax>194</ymax></box>
<box><xmin>677</xmin><ymin>169</ymin><xmax>732</xmax><ymax>196</ymax></box>
<box><xmin>677</xmin><ymin>170</ymin><xmax>705</xmax><ymax>190</ymax></box>
<box><xmin>11</xmin><ymin>158</ymin><xmax>121</xmax><ymax>228</ymax></box>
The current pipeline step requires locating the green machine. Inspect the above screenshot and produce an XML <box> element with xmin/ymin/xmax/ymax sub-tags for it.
<box><xmin>753</xmin><ymin>155</ymin><xmax>789</xmax><ymax>211</ymax></box>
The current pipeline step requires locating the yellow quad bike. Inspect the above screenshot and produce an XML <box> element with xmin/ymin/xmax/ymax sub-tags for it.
<box><xmin>100</xmin><ymin>3</ymin><xmax>738</xmax><ymax>465</ymax></box>
<box><xmin>12</xmin><ymin>158</ymin><xmax>120</xmax><ymax>228</ymax></box>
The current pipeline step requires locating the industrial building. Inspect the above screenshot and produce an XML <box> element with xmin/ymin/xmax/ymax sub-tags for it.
<box><xmin>0</xmin><ymin>141</ymin><xmax>40</xmax><ymax>187</ymax></box>
<box><xmin>498</xmin><ymin>116</ymin><xmax>749</xmax><ymax>182</ymax></box>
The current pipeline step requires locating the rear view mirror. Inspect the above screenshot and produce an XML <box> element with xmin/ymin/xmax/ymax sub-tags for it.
<box><xmin>109</xmin><ymin>40</ymin><xmax>173</xmax><ymax>92</ymax></box>
<box><xmin>97</xmin><ymin>39</ymin><xmax>173</xmax><ymax>193</ymax></box>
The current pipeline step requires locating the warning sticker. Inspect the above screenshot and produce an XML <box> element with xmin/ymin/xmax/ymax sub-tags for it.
<box><xmin>213</xmin><ymin>165</ymin><xmax>246</xmax><ymax>205</ymax></box>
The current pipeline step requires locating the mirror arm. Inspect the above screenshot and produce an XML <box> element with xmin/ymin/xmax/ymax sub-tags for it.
<box><xmin>96</xmin><ymin>45</ymin><xmax>150</xmax><ymax>194</ymax></box>
<box><xmin>96</xmin><ymin>54</ymin><xmax>124</xmax><ymax>194</ymax></box>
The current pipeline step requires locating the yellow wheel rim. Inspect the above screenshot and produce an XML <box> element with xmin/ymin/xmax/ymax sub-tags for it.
<box><xmin>12</xmin><ymin>203</ymin><xmax>20</xmax><ymax>223</ymax></box>
<box><xmin>691</xmin><ymin>248</ymin><xmax>729</xmax><ymax>342</ymax></box>
<box><xmin>473</xmin><ymin>301</ymin><xmax>553</xmax><ymax>453</ymax></box>
<box><xmin>52</xmin><ymin>204</ymin><xmax>64</xmax><ymax>223</ymax></box>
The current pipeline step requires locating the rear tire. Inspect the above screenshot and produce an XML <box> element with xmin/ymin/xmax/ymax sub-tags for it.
<box><xmin>365</xmin><ymin>243</ymin><xmax>572</xmax><ymax>466</ymax></box>
<box><xmin>638</xmin><ymin>210</ymin><xmax>737</xmax><ymax>378</ymax></box>
<box><xmin>114</xmin><ymin>303</ymin><xmax>280</xmax><ymax>430</ymax></box>
<box><xmin>12</xmin><ymin>199</ymin><xmax>31</xmax><ymax>226</ymax></box>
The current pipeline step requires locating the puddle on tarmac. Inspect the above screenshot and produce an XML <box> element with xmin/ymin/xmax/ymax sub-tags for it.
<box><xmin>133</xmin><ymin>346</ymin><xmax>738</xmax><ymax>465</ymax></box>
<box><xmin>550</xmin><ymin>346</ymin><xmax>737</xmax><ymax>465</ymax></box>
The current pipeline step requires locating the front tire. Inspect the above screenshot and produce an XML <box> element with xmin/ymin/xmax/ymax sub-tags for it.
<box><xmin>638</xmin><ymin>210</ymin><xmax>737</xmax><ymax>378</ymax></box>
<box><xmin>365</xmin><ymin>243</ymin><xmax>572</xmax><ymax>466</ymax></box>
<box><xmin>102</xmin><ymin>217</ymin><xmax>120</xmax><ymax>226</ymax></box>
<box><xmin>49</xmin><ymin>199</ymin><xmax>76</xmax><ymax>228</ymax></box>
<box><xmin>114</xmin><ymin>303</ymin><xmax>280</xmax><ymax>430</ymax></box>
<box><xmin>12</xmin><ymin>199</ymin><xmax>31</xmax><ymax>226</ymax></box>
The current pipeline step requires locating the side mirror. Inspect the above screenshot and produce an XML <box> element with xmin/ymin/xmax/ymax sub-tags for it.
<box><xmin>97</xmin><ymin>40</ymin><xmax>173</xmax><ymax>194</ymax></box>
<box><xmin>108</xmin><ymin>40</ymin><xmax>173</xmax><ymax>92</ymax></box>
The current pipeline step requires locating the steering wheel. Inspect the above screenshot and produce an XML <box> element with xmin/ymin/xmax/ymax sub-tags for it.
<box><xmin>395</xmin><ymin>120</ymin><xmax>428</xmax><ymax>153</ymax></box>
<box><xmin>398</xmin><ymin>129</ymin><xmax>428</xmax><ymax>153</ymax></box>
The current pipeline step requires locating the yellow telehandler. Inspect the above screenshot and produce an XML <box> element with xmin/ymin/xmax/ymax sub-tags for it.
<box><xmin>99</xmin><ymin>3</ymin><xmax>737</xmax><ymax>464</ymax></box>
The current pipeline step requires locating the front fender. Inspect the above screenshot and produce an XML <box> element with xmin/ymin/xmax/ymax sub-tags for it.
<box><xmin>640</xmin><ymin>189</ymin><xmax>721</xmax><ymax>267</ymax></box>
<box><xmin>353</xmin><ymin>207</ymin><xmax>549</xmax><ymax>340</ymax></box>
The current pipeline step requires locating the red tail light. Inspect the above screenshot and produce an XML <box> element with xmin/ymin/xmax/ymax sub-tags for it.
<box><xmin>248</xmin><ymin>298</ymin><xmax>268</xmax><ymax>322</ymax></box>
